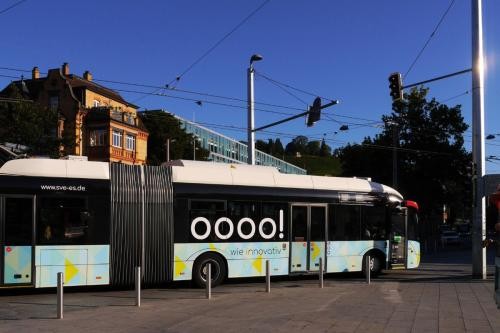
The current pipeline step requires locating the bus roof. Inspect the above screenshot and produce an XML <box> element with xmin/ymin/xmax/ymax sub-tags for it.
<box><xmin>169</xmin><ymin>160</ymin><xmax>403</xmax><ymax>201</ymax></box>
<box><xmin>0</xmin><ymin>158</ymin><xmax>109</xmax><ymax>179</ymax></box>
<box><xmin>0</xmin><ymin>159</ymin><xmax>403</xmax><ymax>201</ymax></box>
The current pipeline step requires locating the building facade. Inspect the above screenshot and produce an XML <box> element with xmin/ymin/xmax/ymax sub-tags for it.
<box><xmin>1</xmin><ymin>63</ymin><xmax>148</xmax><ymax>165</ymax></box>
<box><xmin>171</xmin><ymin>112</ymin><xmax>306</xmax><ymax>175</ymax></box>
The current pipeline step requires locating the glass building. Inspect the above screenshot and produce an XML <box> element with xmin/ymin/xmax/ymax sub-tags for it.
<box><xmin>172</xmin><ymin>113</ymin><xmax>306</xmax><ymax>175</ymax></box>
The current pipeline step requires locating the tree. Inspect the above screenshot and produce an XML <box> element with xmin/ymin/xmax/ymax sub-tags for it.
<box><xmin>306</xmin><ymin>140</ymin><xmax>321</xmax><ymax>156</ymax></box>
<box><xmin>337</xmin><ymin>87</ymin><xmax>471</xmax><ymax>232</ymax></box>
<box><xmin>139</xmin><ymin>110</ymin><xmax>209</xmax><ymax>165</ymax></box>
<box><xmin>285</xmin><ymin>135</ymin><xmax>308</xmax><ymax>155</ymax></box>
<box><xmin>273</xmin><ymin>138</ymin><xmax>285</xmax><ymax>156</ymax></box>
<box><xmin>0</xmin><ymin>84</ymin><xmax>61</xmax><ymax>157</ymax></box>
<box><xmin>255</xmin><ymin>139</ymin><xmax>269</xmax><ymax>154</ymax></box>
<box><xmin>319</xmin><ymin>138</ymin><xmax>332</xmax><ymax>157</ymax></box>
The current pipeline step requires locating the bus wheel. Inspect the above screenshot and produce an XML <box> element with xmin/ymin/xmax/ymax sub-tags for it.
<box><xmin>363</xmin><ymin>252</ymin><xmax>383</xmax><ymax>278</ymax></box>
<box><xmin>192</xmin><ymin>253</ymin><xmax>226</xmax><ymax>288</ymax></box>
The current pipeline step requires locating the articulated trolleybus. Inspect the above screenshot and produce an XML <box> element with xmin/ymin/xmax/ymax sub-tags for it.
<box><xmin>0</xmin><ymin>159</ymin><xmax>419</xmax><ymax>288</ymax></box>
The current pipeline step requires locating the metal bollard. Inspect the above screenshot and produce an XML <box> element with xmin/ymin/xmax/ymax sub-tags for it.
<box><xmin>57</xmin><ymin>272</ymin><xmax>63</xmax><ymax>319</ymax></box>
<box><xmin>365</xmin><ymin>256</ymin><xmax>371</xmax><ymax>285</ymax></box>
<box><xmin>206</xmin><ymin>263</ymin><xmax>211</xmax><ymax>299</ymax></box>
<box><xmin>266</xmin><ymin>260</ymin><xmax>271</xmax><ymax>293</ymax></box>
<box><xmin>135</xmin><ymin>266</ymin><xmax>141</xmax><ymax>307</ymax></box>
<box><xmin>319</xmin><ymin>257</ymin><xmax>324</xmax><ymax>288</ymax></box>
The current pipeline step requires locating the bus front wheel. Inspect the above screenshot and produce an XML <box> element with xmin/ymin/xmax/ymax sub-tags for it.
<box><xmin>192</xmin><ymin>253</ymin><xmax>226</xmax><ymax>288</ymax></box>
<box><xmin>363</xmin><ymin>252</ymin><xmax>383</xmax><ymax>278</ymax></box>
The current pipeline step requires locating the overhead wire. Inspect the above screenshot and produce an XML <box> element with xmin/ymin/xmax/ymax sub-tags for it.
<box><xmin>131</xmin><ymin>1</ymin><xmax>271</xmax><ymax>103</ymax></box>
<box><xmin>0</xmin><ymin>0</ymin><xmax>27</xmax><ymax>16</ymax></box>
<box><xmin>0</xmin><ymin>64</ymin><xmax>475</xmax><ymax>134</ymax></box>
<box><xmin>404</xmin><ymin>0</ymin><xmax>456</xmax><ymax>79</ymax></box>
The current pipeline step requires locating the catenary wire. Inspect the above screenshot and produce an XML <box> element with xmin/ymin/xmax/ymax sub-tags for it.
<box><xmin>404</xmin><ymin>0</ymin><xmax>456</xmax><ymax>79</ymax></box>
<box><xmin>0</xmin><ymin>0</ymin><xmax>27</xmax><ymax>16</ymax></box>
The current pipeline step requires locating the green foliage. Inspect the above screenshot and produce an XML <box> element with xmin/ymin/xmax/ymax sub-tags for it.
<box><xmin>285</xmin><ymin>154</ymin><xmax>341</xmax><ymax>176</ymax></box>
<box><xmin>139</xmin><ymin>110</ymin><xmax>209</xmax><ymax>165</ymax></box>
<box><xmin>0</xmin><ymin>84</ymin><xmax>60</xmax><ymax>157</ymax></box>
<box><xmin>337</xmin><ymin>86</ymin><xmax>471</xmax><ymax>224</ymax></box>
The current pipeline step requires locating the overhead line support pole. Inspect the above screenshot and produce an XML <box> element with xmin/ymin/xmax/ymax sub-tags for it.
<box><xmin>402</xmin><ymin>68</ymin><xmax>472</xmax><ymax>90</ymax></box>
<box><xmin>252</xmin><ymin>100</ymin><xmax>338</xmax><ymax>133</ymax></box>
<box><xmin>471</xmin><ymin>0</ymin><xmax>486</xmax><ymax>279</ymax></box>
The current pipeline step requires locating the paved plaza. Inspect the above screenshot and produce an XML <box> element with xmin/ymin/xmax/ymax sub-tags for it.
<box><xmin>1</xmin><ymin>248</ymin><xmax>499</xmax><ymax>332</ymax></box>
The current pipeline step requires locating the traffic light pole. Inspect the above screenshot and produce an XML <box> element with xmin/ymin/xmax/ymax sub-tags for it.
<box><xmin>402</xmin><ymin>68</ymin><xmax>472</xmax><ymax>90</ymax></box>
<box><xmin>471</xmin><ymin>0</ymin><xmax>486</xmax><ymax>279</ymax></box>
<box><xmin>253</xmin><ymin>100</ymin><xmax>338</xmax><ymax>133</ymax></box>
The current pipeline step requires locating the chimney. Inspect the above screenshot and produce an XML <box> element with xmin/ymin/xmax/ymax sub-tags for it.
<box><xmin>62</xmin><ymin>62</ymin><xmax>70</xmax><ymax>76</ymax></box>
<box><xmin>83</xmin><ymin>70</ymin><xmax>93</xmax><ymax>81</ymax></box>
<box><xmin>32</xmin><ymin>66</ymin><xmax>40</xmax><ymax>79</ymax></box>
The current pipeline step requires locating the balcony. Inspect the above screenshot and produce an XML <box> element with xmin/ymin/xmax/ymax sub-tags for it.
<box><xmin>111</xmin><ymin>146</ymin><xmax>136</xmax><ymax>161</ymax></box>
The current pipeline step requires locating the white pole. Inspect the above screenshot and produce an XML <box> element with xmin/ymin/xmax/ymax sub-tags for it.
<box><xmin>319</xmin><ymin>257</ymin><xmax>324</xmax><ymax>288</ymax></box>
<box><xmin>265</xmin><ymin>260</ymin><xmax>271</xmax><ymax>293</ymax></box>
<box><xmin>471</xmin><ymin>0</ymin><xmax>486</xmax><ymax>279</ymax></box>
<box><xmin>135</xmin><ymin>266</ymin><xmax>141</xmax><ymax>307</ymax></box>
<box><xmin>247</xmin><ymin>66</ymin><xmax>256</xmax><ymax>165</ymax></box>
<box><xmin>206</xmin><ymin>263</ymin><xmax>212</xmax><ymax>299</ymax></box>
<box><xmin>366</xmin><ymin>256</ymin><xmax>371</xmax><ymax>285</ymax></box>
<box><xmin>57</xmin><ymin>272</ymin><xmax>63</xmax><ymax>319</ymax></box>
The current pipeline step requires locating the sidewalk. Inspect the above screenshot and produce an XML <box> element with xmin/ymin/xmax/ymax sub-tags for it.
<box><xmin>1</xmin><ymin>256</ymin><xmax>499</xmax><ymax>332</ymax></box>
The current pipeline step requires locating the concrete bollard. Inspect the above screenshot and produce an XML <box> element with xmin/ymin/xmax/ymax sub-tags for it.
<box><xmin>319</xmin><ymin>257</ymin><xmax>324</xmax><ymax>288</ymax></box>
<box><xmin>135</xmin><ymin>266</ymin><xmax>141</xmax><ymax>307</ymax></box>
<box><xmin>57</xmin><ymin>272</ymin><xmax>63</xmax><ymax>319</ymax></box>
<box><xmin>206</xmin><ymin>263</ymin><xmax>211</xmax><ymax>300</ymax></box>
<box><xmin>366</xmin><ymin>256</ymin><xmax>371</xmax><ymax>285</ymax></box>
<box><xmin>266</xmin><ymin>260</ymin><xmax>271</xmax><ymax>293</ymax></box>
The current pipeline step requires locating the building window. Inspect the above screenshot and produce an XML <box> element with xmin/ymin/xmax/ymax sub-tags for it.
<box><xmin>49</xmin><ymin>96</ymin><xmax>59</xmax><ymax>111</ymax></box>
<box><xmin>125</xmin><ymin>134</ymin><xmax>136</xmax><ymax>151</ymax></box>
<box><xmin>89</xmin><ymin>130</ymin><xmax>107</xmax><ymax>147</ymax></box>
<box><xmin>112</xmin><ymin>130</ymin><xmax>122</xmax><ymax>148</ymax></box>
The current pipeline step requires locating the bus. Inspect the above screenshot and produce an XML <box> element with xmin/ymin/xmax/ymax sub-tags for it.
<box><xmin>0</xmin><ymin>158</ymin><xmax>419</xmax><ymax>288</ymax></box>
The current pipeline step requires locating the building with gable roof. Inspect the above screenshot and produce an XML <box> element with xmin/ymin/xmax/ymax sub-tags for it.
<box><xmin>1</xmin><ymin>63</ymin><xmax>148</xmax><ymax>165</ymax></box>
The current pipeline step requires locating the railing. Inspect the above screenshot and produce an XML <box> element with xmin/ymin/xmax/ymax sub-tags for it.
<box><xmin>111</xmin><ymin>146</ymin><xmax>136</xmax><ymax>160</ymax></box>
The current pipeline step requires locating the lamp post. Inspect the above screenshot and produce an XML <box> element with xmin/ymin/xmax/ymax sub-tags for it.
<box><xmin>165</xmin><ymin>138</ymin><xmax>176</xmax><ymax>163</ymax></box>
<box><xmin>193</xmin><ymin>135</ymin><xmax>200</xmax><ymax>161</ymax></box>
<box><xmin>247</xmin><ymin>54</ymin><xmax>263</xmax><ymax>165</ymax></box>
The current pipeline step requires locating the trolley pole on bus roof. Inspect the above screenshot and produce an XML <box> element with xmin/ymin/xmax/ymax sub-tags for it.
<box><xmin>471</xmin><ymin>0</ymin><xmax>486</xmax><ymax>279</ymax></box>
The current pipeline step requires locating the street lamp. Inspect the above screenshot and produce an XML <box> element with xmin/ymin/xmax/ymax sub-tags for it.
<box><xmin>247</xmin><ymin>53</ymin><xmax>263</xmax><ymax>165</ymax></box>
<box><xmin>165</xmin><ymin>138</ymin><xmax>176</xmax><ymax>162</ymax></box>
<box><xmin>193</xmin><ymin>135</ymin><xmax>201</xmax><ymax>161</ymax></box>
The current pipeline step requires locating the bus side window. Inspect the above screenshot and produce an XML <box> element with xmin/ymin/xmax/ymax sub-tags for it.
<box><xmin>174</xmin><ymin>199</ymin><xmax>190</xmax><ymax>243</ymax></box>
<box><xmin>361</xmin><ymin>206</ymin><xmax>387</xmax><ymax>240</ymax></box>
<box><xmin>189</xmin><ymin>199</ymin><xmax>226</xmax><ymax>242</ymax></box>
<box><xmin>261</xmin><ymin>202</ymin><xmax>288</xmax><ymax>241</ymax></box>
<box><xmin>228</xmin><ymin>201</ymin><xmax>260</xmax><ymax>241</ymax></box>
<box><xmin>331</xmin><ymin>205</ymin><xmax>361</xmax><ymax>241</ymax></box>
<box><xmin>37</xmin><ymin>197</ymin><xmax>90</xmax><ymax>245</ymax></box>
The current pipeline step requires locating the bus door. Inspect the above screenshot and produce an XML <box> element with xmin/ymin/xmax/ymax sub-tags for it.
<box><xmin>290</xmin><ymin>204</ymin><xmax>327</xmax><ymax>273</ymax></box>
<box><xmin>0</xmin><ymin>196</ymin><xmax>35</xmax><ymax>285</ymax></box>
<box><xmin>390</xmin><ymin>207</ymin><xmax>407</xmax><ymax>269</ymax></box>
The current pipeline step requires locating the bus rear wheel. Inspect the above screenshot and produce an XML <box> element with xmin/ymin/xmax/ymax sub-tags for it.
<box><xmin>192</xmin><ymin>253</ymin><xmax>226</xmax><ymax>288</ymax></box>
<box><xmin>363</xmin><ymin>252</ymin><xmax>383</xmax><ymax>278</ymax></box>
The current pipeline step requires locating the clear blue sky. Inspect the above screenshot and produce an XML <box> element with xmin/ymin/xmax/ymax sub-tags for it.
<box><xmin>1</xmin><ymin>1</ymin><xmax>499</xmax><ymax>172</ymax></box>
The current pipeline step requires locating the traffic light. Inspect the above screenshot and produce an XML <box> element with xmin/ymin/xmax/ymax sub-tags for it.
<box><xmin>307</xmin><ymin>97</ymin><xmax>321</xmax><ymax>127</ymax></box>
<box><xmin>388</xmin><ymin>72</ymin><xmax>403</xmax><ymax>102</ymax></box>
